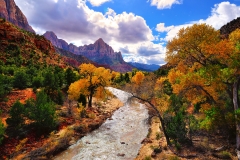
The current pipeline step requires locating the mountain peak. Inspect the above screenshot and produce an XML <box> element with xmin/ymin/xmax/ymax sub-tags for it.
<box><xmin>94</xmin><ymin>38</ymin><xmax>105</xmax><ymax>45</ymax></box>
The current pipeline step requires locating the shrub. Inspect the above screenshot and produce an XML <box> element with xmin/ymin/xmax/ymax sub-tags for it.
<box><xmin>156</xmin><ymin>132</ymin><xmax>162</xmax><ymax>140</ymax></box>
<box><xmin>164</xmin><ymin>112</ymin><xmax>188</xmax><ymax>143</ymax></box>
<box><xmin>78</xmin><ymin>94</ymin><xmax>87</xmax><ymax>107</ymax></box>
<box><xmin>144</xmin><ymin>156</ymin><xmax>151</xmax><ymax>160</ymax></box>
<box><xmin>0</xmin><ymin>111</ymin><xmax>5</xmax><ymax>145</ymax></box>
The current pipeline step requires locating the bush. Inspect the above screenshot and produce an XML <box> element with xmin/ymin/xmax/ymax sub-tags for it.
<box><xmin>78</xmin><ymin>94</ymin><xmax>87</xmax><ymax>107</ymax></box>
<box><xmin>164</xmin><ymin>112</ymin><xmax>188</xmax><ymax>143</ymax></box>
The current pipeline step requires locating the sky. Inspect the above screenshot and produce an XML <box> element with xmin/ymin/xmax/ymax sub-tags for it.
<box><xmin>15</xmin><ymin>0</ymin><xmax>240</xmax><ymax>65</ymax></box>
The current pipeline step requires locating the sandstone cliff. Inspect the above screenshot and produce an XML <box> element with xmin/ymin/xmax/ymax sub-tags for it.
<box><xmin>0</xmin><ymin>0</ymin><xmax>35</xmax><ymax>33</ymax></box>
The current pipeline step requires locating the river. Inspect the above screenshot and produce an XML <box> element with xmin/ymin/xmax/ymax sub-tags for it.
<box><xmin>53</xmin><ymin>87</ymin><xmax>149</xmax><ymax>160</ymax></box>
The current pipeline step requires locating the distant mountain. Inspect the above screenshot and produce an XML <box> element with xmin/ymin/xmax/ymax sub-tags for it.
<box><xmin>43</xmin><ymin>31</ymin><xmax>133</xmax><ymax>72</ymax></box>
<box><xmin>129</xmin><ymin>62</ymin><xmax>160</xmax><ymax>71</ymax></box>
<box><xmin>43</xmin><ymin>31</ymin><xmax>69</xmax><ymax>50</ymax></box>
<box><xmin>0</xmin><ymin>0</ymin><xmax>35</xmax><ymax>33</ymax></box>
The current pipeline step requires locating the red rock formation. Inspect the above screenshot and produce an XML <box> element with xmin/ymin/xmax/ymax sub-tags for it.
<box><xmin>44</xmin><ymin>31</ymin><xmax>133</xmax><ymax>72</ymax></box>
<box><xmin>0</xmin><ymin>0</ymin><xmax>35</xmax><ymax>33</ymax></box>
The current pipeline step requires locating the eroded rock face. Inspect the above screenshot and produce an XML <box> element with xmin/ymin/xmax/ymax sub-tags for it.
<box><xmin>0</xmin><ymin>0</ymin><xmax>35</xmax><ymax>33</ymax></box>
<box><xmin>44</xmin><ymin>31</ymin><xmax>134</xmax><ymax>72</ymax></box>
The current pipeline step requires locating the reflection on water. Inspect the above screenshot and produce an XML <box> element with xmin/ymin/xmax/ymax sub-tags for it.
<box><xmin>54</xmin><ymin>87</ymin><xmax>149</xmax><ymax>160</ymax></box>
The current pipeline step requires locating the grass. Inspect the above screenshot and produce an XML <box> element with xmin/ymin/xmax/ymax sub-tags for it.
<box><xmin>147</xmin><ymin>128</ymin><xmax>152</xmax><ymax>138</ymax></box>
<box><xmin>220</xmin><ymin>151</ymin><xmax>232</xmax><ymax>159</ymax></box>
<box><xmin>144</xmin><ymin>155</ymin><xmax>152</xmax><ymax>160</ymax></box>
<box><xmin>156</xmin><ymin>132</ymin><xmax>162</xmax><ymax>140</ymax></box>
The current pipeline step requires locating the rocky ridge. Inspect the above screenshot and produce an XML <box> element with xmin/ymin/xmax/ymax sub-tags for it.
<box><xmin>44</xmin><ymin>31</ymin><xmax>134</xmax><ymax>72</ymax></box>
<box><xmin>0</xmin><ymin>0</ymin><xmax>35</xmax><ymax>33</ymax></box>
<box><xmin>220</xmin><ymin>17</ymin><xmax>240</xmax><ymax>37</ymax></box>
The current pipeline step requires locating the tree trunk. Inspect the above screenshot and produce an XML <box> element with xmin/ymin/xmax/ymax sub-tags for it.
<box><xmin>88</xmin><ymin>87</ymin><xmax>94</xmax><ymax>108</ymax></box>
<box><xmin>132</xmin><ymin>95</ymin><xmax>171</xmax><ymax>146</ymax></box>
<box><xmin>233</xmin><ymin>76</ymin><xmax>240</xmax><ymax>158</ymax></box>
<box><xmin>88</xmin><ymin>94</ymin><xmax>92</xmax><ymax>108</ymax></box>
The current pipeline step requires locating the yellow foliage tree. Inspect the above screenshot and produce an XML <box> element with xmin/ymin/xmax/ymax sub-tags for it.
<box><xmin>68</xmin><ymin>63</ymin><xmax>112</xmax><ymax>107</ymax></box>
<box><xmin>131</xmin><ymin>71</ymin><xmax>145</xmax><ymax>85</ymax></box>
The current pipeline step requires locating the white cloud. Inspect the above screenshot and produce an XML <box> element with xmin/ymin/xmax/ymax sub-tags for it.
<box><xmin>156</xmin><ymin>1</ymin><xmax>240</xmax><ymax>42</ymax></box>
<box><xmin>88</xmin><ymin>0</ymin><xmax>111</xmax><ymax>6</ymax></box>
<box><xmin>197</xmin><ymin>1</ymin><xmax>240</xmax><ymax>29</ymax></box>
<box><xmin>150</xmin><ymin>0</ymin><xmax>182</xmax><ymax>9</ymax></box>
<box><xmin>15</xmin><ymin>0</ymin><xmax>154</xmax><ymax>45</ymax></box>
<box><xmin>156</xmin><ymin>23</ymin><xmax>174</xmax><ymax>32</ymax></box>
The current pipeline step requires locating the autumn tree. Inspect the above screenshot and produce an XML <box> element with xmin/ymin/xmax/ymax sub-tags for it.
<box><xmin>165</xmin><ymin>24</ymin><xmax>240</xmax><ymax>152</ymax></box>
<box><xmin>68</xmin><ymin>63</ymin><xmax>112</xmax><ymax>107</ymax></box>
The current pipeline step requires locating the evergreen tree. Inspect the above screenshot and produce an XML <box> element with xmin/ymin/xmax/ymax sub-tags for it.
<box><xmin>13</xmin><ymin>70</ymin><xmax>29</xmax><ymax>89</ymax></box>
<box><xmin>28</xmin><ymin>90</ymin><xmax>57</xmax><ymax>133</ymax></box>
<box><xmin>6</xmin><ymin>100</ymin><xmax>25</xmax><ymax>129</ymax></box>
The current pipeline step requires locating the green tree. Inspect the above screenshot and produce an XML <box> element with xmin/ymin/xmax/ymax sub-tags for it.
<box><xmin>125</xmin><ymin>72</ymin><xmax>130</xmax><ymax>83</ymax></box>
<box><xmin>164</xmin><ymin>94</ymin><xmax>188</xmax><ymax>143</ymax></box>
<box><xmin>32</xmin><ymin>76</ymin><xmax>44</xmax><ymax>88</ymax></box>
<box><xmin>65</xmin><ymin>68</ymin><xmax>77</xmax><ymax>88</ymax></box>
<box><xmin>0</xmin><ymin>74</ymin><xmax>12</xmax><ymax>100</ymax></box>
<box><xmin>28</xmin><ymin>90</ymin><xmax>57</xmax><ymax>133</ymax></box>
<box><xmin>6</xmin><ymin>100</ymin><xmax>25</xmax><ymax>129</ymax></box>
<box><xmin>13</xmin><ymin>70</ymin><xmax>29</xmax><ymax>89</ymax></box>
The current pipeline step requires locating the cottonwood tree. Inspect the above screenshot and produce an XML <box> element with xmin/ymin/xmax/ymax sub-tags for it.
<box><xmin>68</xmin><ymin>63</ymin><xmax>112</xmax><ymax>107</ymax></box>
<box><xmin>165</xmin><ymin>24</ymin><xmax>240</xmax><ymax>155</ymax></box>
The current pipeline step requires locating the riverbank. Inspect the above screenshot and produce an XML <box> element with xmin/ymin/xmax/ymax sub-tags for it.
<box><xmin>1</xmin><ymin>90</ymin><xmax>123</xmax><ymax>160</ymax></box>
<box><xmin>135</xmin><ymin>105</ymin><xmax>238</xmax><ymax>160</ymax></box>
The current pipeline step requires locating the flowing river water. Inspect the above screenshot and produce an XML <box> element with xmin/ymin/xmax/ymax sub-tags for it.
<box><xmin>53</xmin><ymin>87</ymin><xmax>149</xmax><ymax>160</ymax></box>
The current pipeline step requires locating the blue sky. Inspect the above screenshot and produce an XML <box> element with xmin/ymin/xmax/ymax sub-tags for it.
<box><xmin>15</xmin><ymin>0</ymin><xmax>240</xmax><ymax>65</ymax></box>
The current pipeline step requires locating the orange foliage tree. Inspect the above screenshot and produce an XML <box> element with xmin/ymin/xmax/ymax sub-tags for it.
<box><xmin>166</xmin><ymin>24</ymin><xmax>240</xmax><ymax>152</ymax></box>
<box><xmin>68</xmin><ymin>63</ymin><xmax>112</xmax><ymax>107</ymax></box>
